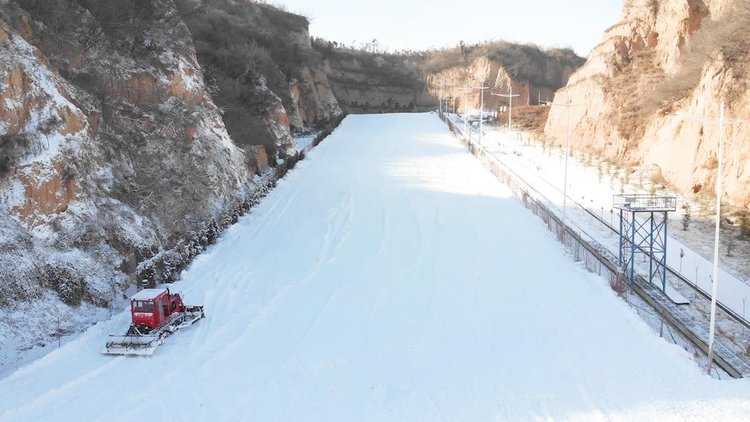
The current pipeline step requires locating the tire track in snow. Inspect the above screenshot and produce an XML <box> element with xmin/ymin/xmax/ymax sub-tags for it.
<box><xmin>254</xmin><ymin>190</ymin><xmax>359</xmax><ymax>393</ymax></box>
<box><xmin>188</xmin><ymin>189</ymin><xmax>356</xmax><ymax>376</ymax></box>
<box><xmin>321</xmin><ymin>192</ymin><xmax>354</xmax><ymax>264</ymax></box>
<box><xmin>183</xmin><ymin>181</ymin><xmax>328</xmax><ymax>361</ymax></box>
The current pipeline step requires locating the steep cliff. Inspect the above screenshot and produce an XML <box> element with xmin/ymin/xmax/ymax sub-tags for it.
<box><xmin>425</xmin><ymin>43</ymin><xmax>583</xmax><ymax>113</ymax></box>
<box><xmin>545</xmin><ymin>0</ymin><xmax>750</xmax><ymax>207</ymax></box>
<box><xmin>175</xmin><ymin>0</ymin><xmax>341</xmax><ymax>153</ymax></box>
<box><xmin>0</xmin><ymin>0</ymin><xmax>292</xmax><ymax>366</ymax></box>
<box><xmin>314</xmin><ymin>41</ymin><xmax>434</xmax><ymax>113</ymax></box>
<box><xmin>313</xmin><ymin>40</ymin><xmax>582</xmax><ymax>114</ymax></box>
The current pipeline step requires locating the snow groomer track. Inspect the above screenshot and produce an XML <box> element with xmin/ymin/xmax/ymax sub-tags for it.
<box><xmin>2</xmin><ymin>113</ymin><xmax>750</xmax><ymax>421</ymax></box>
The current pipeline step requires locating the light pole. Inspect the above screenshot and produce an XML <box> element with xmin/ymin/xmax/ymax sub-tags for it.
<box><xmin>463</xmin><ymin>83</ymin><xmax>468</xmax><ymax>135</ymax></box>
<box><xmin>452</xmin><ymin>85</ymin><xmax>457</xmax><ymax>114</ymax></box>
<box><xmin>445</xmin><ymin>83</ymin><xmax>461</xmax><ymax>115</ymax></box>
<box><xmin>492</xmin><ymin>84</ymin><xmax>520</xmax><ymax>131</ymax></box>
<box><xmin>672</xmin><ymin>101</ymin><xmax>747</xmax><ymax>375</ymax></box>
<box><xmin>476</xmin><ymin>85</ymin><xmax>489</xmax><ymax>146</ymax></box>
<box><xmin>439</xmin><ymin>79</ymin><xmax>444</xmax><ymax>115</ymax></box>
<box><xmin>544</xmin><ymin>98</ymin><xmax>577</xmax><ymax>230</ymax></box>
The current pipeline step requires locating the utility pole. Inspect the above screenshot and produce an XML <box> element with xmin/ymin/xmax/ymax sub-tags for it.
<box><xmin>451</xmin><ymin>85</ymin><xmax>457</xmax><ymax>114</ymax></box>
<box><xmin>443</xmin><ymin>83</ymin><xmax>462</xmax><ymax>115</ymax></box>
<box><xmin>672</xmin><ymin>102</ymin><xmax>747</xmax><ymax>375</ymax></box>
<box><xmin>476</xmin><ymin>85</ymin><xmax>489</xmax><ymax>146</ymax></box>
<box><xmin>492</xmin><ymin>84</ymin><xmax>521</xmax><ymax>131</ymax></box>
<box><xmin>439</xmin><ymin>79</ymin><xmax>444</xmax><ymax>114</ymax></box>
<box><xmin>543</xmin><ymin>98</ymin><xmax>577</xmax><ymax>231</ymax></box>
<box><xmin>463</xmin><ymin>83</ymin><xmax>469</xmax><ymax>135</ymax></box>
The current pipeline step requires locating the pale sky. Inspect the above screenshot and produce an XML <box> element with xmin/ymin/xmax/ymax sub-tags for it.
<box><xmin>274</xmin><ymin>0</ymin><xmax>623</xmax><ymax>57</ymax></box>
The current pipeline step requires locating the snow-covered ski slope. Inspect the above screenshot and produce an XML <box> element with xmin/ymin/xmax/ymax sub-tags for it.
<box><xmin>2</xmin><ymin>113</ymin><xmax>750</xmax><ymax>421</ymax></box>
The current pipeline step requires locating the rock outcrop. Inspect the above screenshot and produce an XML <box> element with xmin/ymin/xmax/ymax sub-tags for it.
<box><xmin>0</xmin><ymin>0</ymin><xmax>352</xmax><ymax>367</ymax></box>
<box><xmin>176</xmin><ymin>0</ymin><xmax>342</xmax><ymax>155</ymax></box>
<box><xmin>426</xmin><ymin>53</ymin><xmax>581</xmax><ymax>114</ymax></box>
<box><xmin>423</xmin><ymin>42</ymin><xmax>583</xmax><ymax>114</ymax></box>
<box><xmin>0</xmin><ymin>0</ymin><xmax>270</xmax><ymax>359</ymax></box>
<box><xmin>315</xmin><ymin>43</ymin><xmax>434</xmax><ymax>112</ymax></box>
<box><xmin>313</xmin><ymin>40</ymin><xmax>583</xmax><ymax>114</ymax></box>
<box><xmin>545</xmin><ymin>0</ymin><xmax>750</xmax><ymax>207</ymax></box>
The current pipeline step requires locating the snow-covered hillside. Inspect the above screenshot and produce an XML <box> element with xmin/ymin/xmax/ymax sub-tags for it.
<box><xmin>1</xmin><ymin>114</ymin><xmax>749</xmax><ymax>421</ymax></box>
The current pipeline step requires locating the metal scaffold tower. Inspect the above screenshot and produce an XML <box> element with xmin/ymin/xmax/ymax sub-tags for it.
<box><xmin>613</xmin><ymin>194</ymin><xmax>677</xmax><ymax>292</ymax></box>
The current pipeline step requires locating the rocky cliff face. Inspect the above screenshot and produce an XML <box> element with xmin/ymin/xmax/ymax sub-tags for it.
<box><xmin>545</xmin><ymin>0</ymin><xmax>750</xmax><ymax>207</ymax></box>
<box><xmin>0</xmin><ymin>0</ymin><xmax>353</xmax><ymax>369</ymax></box>
<box><xmin>427</xmin><ymin>55</ymin><xmax>579</xmax><ymax>114</ymax></box>
<box><xmin>0</xmin><ymin>0</ymin><xmax>306</xmax><ymax>362</ymax></box>
<box><xmin>176</xmin><ymin>0</ymin><xmax>341</xmax><ymax>155</ymax></box>
<box><xmin>315</xmin><ymin>42</ymin><xmax>434</xmax><ymax>112</ymax></box>
<box><xmin>422</xmin><ymin>43</ymin><xmax>583</xmax><ymax>114</ymax></box>
<box><xmin>314</xmin><ymin>41</ymin><xmax>582</xmax><ymax>114</ymax></box>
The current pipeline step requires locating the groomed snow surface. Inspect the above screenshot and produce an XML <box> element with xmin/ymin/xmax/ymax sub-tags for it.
<box><xmin>2</xmin><ymin>113</ymin><xmax>750</xmax><ymax>421</ymax></box>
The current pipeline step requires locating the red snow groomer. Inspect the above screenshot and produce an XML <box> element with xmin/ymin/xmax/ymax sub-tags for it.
<box><xmin>103</xmin><ymin>288</ymin><xmax>204</xmax><ymax>356</ymax></box>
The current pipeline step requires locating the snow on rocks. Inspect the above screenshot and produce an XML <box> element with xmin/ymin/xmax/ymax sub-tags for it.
<box><xmin>0</xmin><ymin>179</ymin><xmax>24</xmax><ymax>210</ymax></box>
<box><xmin>1</xmin><ymin>24</ymin><xmax>87</xmax><ymax>168</ymax></box>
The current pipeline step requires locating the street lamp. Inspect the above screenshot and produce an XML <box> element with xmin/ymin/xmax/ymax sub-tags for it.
<box><xmin>672</xmin><ymin>101</ymin><xmax>747</xmax><ymax>375</ymax></box>
<box><xmin>451</xmin><ymin>85</ymin><xmax>457</xmax><ymax>114</ymax></box>
<box><xmin>491</xmin><ymin>83</ymin><xmax>520</xmax><ymax>131</ymax></box>
<box><xmin>463</xmin><ymin>83</ymin><xmax>469</xmax><ymax>134</ymax></box>
<box><xmin>476</xmin><ymin>85</ymin><xmax>489</xmax><ymax>146</ymax></box>
<box><xmin>543</xmin><ymin>98</ymin><xmax>577</xmax><ymax>230</ymax></box>
<box><xmin>438</xmin><ymin>79</ymin><xmax>445</xmax><ymax>114</ymax></box>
